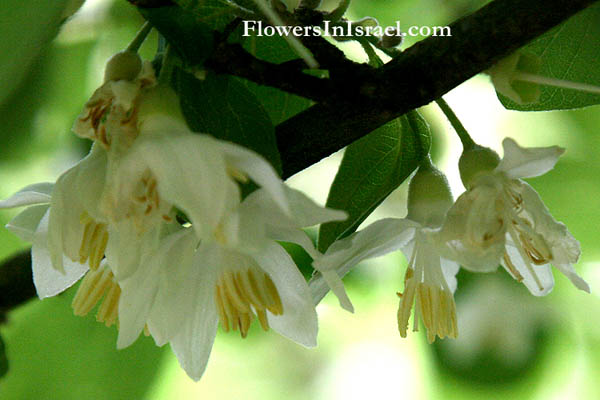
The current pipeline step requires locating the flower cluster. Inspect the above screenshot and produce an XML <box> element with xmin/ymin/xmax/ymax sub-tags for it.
<box><xmin>313</xmin><ymin>140</ymin><xmax>589</xmax><ymax>343</ymax></box>
<box><xmin>0</xmin><ymin>48</ymin><xmax>589</xmax><ymax>381</ymax></box>
<box><xmin>0</xmin><ymin>52</ymin><xmax>346</xmax><ymax>380</ymax></box>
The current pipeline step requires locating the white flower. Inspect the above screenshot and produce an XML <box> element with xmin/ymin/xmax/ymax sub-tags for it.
<box><xmin>312</xmin><ymin>162</ymin><xmax>460</xmax><ymax>342</ymax></box>
<box><xmin>0</xmin><ymin>55</ymin><xmax>294</xmax><ymax>332</ymax></box>
<box><xmin>0</xmin><ymin>183</ymin><xmax>88</xmax><ymax>298</ymax></box>
<box><xmin>115</xmin><ymin>186</ymin><xmax>345</xmax><ymax>380</ymax></box>
<box><xmin>98</xmin><ymin>86</ymin><xmax>290</xmax><ymax>280</ymax></box>
<box><xmin>441</xmin><ymin>138</ymin><xmax>590</xmax><ymax>296</ymax></box>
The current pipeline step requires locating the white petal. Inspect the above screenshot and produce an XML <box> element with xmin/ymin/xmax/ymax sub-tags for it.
<box><xmin>48</xmin><ymin>165</ymin><xmax>86</xmax><ymax>272</ymax></box>
<box><xmin>497</xmin><ymin>137</ymin><xmax>564</xmax><ymax>179</ymax></box>
<box><xmin>219</xmin><ymin>142</ymin><xmax>289</xmax><ymax>214</ymax></box>
<box><xmin>554</xmin><ymin>263</ymin><xmax>590</xmax><ymax>293</ymax></box>
<box><xmin>74</xmin><ymin>145</ymin><xmax>108</xmax><ymax>221</ymax></box>
<box><xmin>284</xmin><ymin>187</ymin><xmax>347</xmax><ymax>226</ymax></box>
<box><xmin>518</xmin><ymin>182</ymin><xmax>588</xmax><ymax>291</ymax></box>
<box><xmin>269</xmin><ymin>226</ymin><xmax>320</xmax><ymax>259</ymax></box>
<box><xmin>145</xmin><ymin>229</ymin><xmax>202</xmax><ymax>345</ymax></box>
<box><xmin>440</xmin><ymin>258</ymin><xmax>460</xmax><ymax>293</ymax></box>
<box><xmin>231</xmin><ymin>187</ymin><xmax>346</xmax><ymax>256</ymax></box>
<box><xmin>130</xmin><ymin>133</ymin><xmax>232</xmax><ymax>239</ymax></box>
<box><xmin>46</xmin><ymin>146</ymin><xmax>108</xmax><ymax>271</ymax></box>
<box><xmin>116</xmin><ymin>227</ymin><xmax>192</xmax><ymax>349</ymax></box>
<box><xmin>243</xmin><ymin>186</ymin><xmax>347</xmax><ymax>229</ymax></box>
<box><xmin>0</xmin><ymin>182</ymin><xmax>53</xmax><ymax>208</ymax></box>
<box><xmin>320</xmin><ymin>269</ymin><xmax>354</xmax><ymax>313</ymax></box>
<box><xmin>310</xmin><ymin>218</ymin><xmax>418</xmax><ymax>307</ymax></box>
<box><xmin>169</xmin><ymin>314</ymin><xmax>218</xmax><ymax>382</ymax></box>
<box><xmin>519</xmin><ymin>182</ymin><xmax>579</xmax><ymax>262</ymax></box>
<box><xmin>253</xmin><ymin>242</ymin><xmax>318</xmax><ymax>347</ymax></box>
<box><xmin>503</xmin><ymin>243</ymin><xmax>554</xmax><ymax>296</ymax></box>
<box><xmin>438</xmin><ymin>185</ymin><xmax>505</xmax><ymax>272</ymax></box>
<box><xmin>159</xmin><ymin>242</ymin><xmax>220</xmax><ymax>381</ymax></box>
<box><xmin>105</xmin><ymin>221</ymin><xmax>161</xmax><ymax>281</ymax></box>
<box><xmin>6</xmin><ymin>204</ymin><xmax>49</xmax><ymax>242</ymax></box>
<box><xmin>32</xmin><ymin>210</ymin><xmax>89</xmax><ymax>299</ymax></box>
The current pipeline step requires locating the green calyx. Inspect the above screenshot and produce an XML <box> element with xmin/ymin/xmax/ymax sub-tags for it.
<box><xmin>406</xmin><ymin>158</ymin><xmax>453</xmax><ymax>227</ymax></box>
<box><xmin>104</xmin><ymin>51</ymin><xmax>142</xmax><ymax>82</ymax></box>
<box><xmin>458</xmin><ymin>144</ymin><xmax>500</xmax><ymax>189</ymax></box>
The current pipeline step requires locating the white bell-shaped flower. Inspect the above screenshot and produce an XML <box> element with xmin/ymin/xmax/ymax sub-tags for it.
<box><xmin>0</xmin><ymin>52</ymin><xmax>296</xmax><ymax>317</ymax></box>
<box><xmin>441</xmin><ymin>138</ymin><xmax>589</xmax><ymax>296</ymax></box>
<box><xmin>312</xmin><ymin>160</ymin><xmax>460</xmax><ymax>342</ymax></box>
<box><xmin>115</xmin><ymin>186</ymin><xmax>345</xmax><ymax>381</ymax></box>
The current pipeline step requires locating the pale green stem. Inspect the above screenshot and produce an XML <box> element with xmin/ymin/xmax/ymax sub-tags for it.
<box><xmin>126</xmin><ymin>22</ymin><xmax>153</xmax><ymax>53</ymax></box>
<box><xmin>435</xmin><ymin>97</ymin><xmax>475</xmax><ymax>150</ymax></box>
<box><xmin>513</xmin><ymin>71</ymin><xmax>600</xmax><ymax>95</ymax></box>
<box><xmin>158</xmin><ymin>45</ymin><xmax>176</xmax><ymax>85</ymax></box>
<box><xmin>419</xmin><ymin>154</ymin><xmax>436</xmax><ymax>170</ymax></box>
<box><xmin>251</xmin><ymin>0</ymin><xmax>319</xmax><ymax>69</ymax></box>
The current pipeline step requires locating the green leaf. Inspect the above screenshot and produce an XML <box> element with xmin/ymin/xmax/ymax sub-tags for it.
<box><xmin>174</xmin><ymin>69</ymin><xmax>283</xmax><ymax>173</ymax></box>
<box><xmin>498</xmin><ymin>4</ymin><xmax>600</xmax><ymax>111</ymax></box>
<box><xmin>0</xmin><ymin>334</ymin><xmax>7</xmax><ymax>379</ymax></box>
<box><xmin>0</xmin><ymin>0</ymin><xmax>79</xmax><ymax>104</ymax></box>
<box><xmin>0</xmin><ymin>288</ymin><xmax>166</xmax><ymax>399</ymax></box>
<box><xmin>243</xmin><ymin>34</ymin><xmax>312</xmax><ymax>125</ymax></box>
<box><xmin>174</xmin><ymin>0</ymin><xmax>239</xmax><ymax>31</ymax></box>
<box><xmin>139</xmin><ymin>6</ymin><xmax>213</xmax><ymax>66</ymax></box>
<box><xmin>317</xmin><ymin>111</ymin><xmax>431</xmax><ymax>252</ymax></box>
<box><xmin>0</xmin><ymin>40</ymin><xmax>96</xmax><ymax>161</ymax></box>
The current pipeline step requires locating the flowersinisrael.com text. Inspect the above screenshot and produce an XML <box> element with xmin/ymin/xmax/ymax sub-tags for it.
<box><xmin>242</xmin><ymin>20</ymin><xmax>452</xmax><ymax>38</ymax></box>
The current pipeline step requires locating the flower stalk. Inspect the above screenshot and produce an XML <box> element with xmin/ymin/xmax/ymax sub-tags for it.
<box><xmin>512</xmin><ymin>71</ymin><xmax>600</xmax><ymax>95</ymax></box>
<box><xmin>126</xmin><ymin>22</ymin><xmax>153</xmax><ymax>53</ymax></box>
<box><xmin>435</xmin><ymin>97</ymin><xmax>475</xmax><ymax>150</ymax></box>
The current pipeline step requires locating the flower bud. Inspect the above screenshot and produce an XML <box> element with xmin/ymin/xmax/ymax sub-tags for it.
<box><xmin>104</xmin><ymin>51</ymin><xmax>142</xmax><ymax>83</ymax></box>
<box><xmin>407</xmin><ymin>160</ymin><xmax>453</xmax><ymax>227</ymax></box>
<box><xmin>458</xmin><ymin>145</ymin><xmax>500</xmax><ymax>189</ymax></box>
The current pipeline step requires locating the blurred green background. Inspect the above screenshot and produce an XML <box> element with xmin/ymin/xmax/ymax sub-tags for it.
<box><xmin>1</xmin><ymin>0</ymin><xmax>598</xmax><ymax>398</ymax></box>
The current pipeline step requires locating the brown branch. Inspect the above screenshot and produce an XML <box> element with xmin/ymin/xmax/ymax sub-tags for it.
<box><xmin>1</xmin><ymin>0</ymin><xmax>597</xmax><ymax>315</ymax></box>
<box><xmin>271</xmin><ymin>0</ymin><xmax>599</xmax><ymax>177</ymax></box>
<box><xmin>0</xmin><ymin>250</ymin><xmax>35</xmax><ymax>323</ymax></box>
<box><xmin>205</xmin><ymin>42</ymin><xmax>341</xmax><ymax>102</ymax></box>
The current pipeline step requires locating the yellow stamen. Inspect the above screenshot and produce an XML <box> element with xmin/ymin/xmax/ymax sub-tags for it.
<box><xmin>214</xmin><ymin>267</ymin><xmax>284</xmax><ymax>338</ymax></box>
<box><xmin>397</xmin><ymin>268</ymin><xmax>457</xmax><ymax>343</ymax></box>
<box><xmin>226</xmin><ymin>165</ymin><xmax>249</xmax><ymax>183</ymax></box>
<box><xmin>72</xmin><ymin>267</ymin><xmax>121</xmax><ymax>327</ymax></box>
<box><xmin>78</xmin><ymin>212</ymin><xmax>108</xmax><ymax>270</ymax></box>
<box><xmin>503</xmin><ymin>252</ymin><xmax>524</xmax><ymax>282</ymax></box>
<box><xmin>96</xmin><ymin>283</ymin><xmax>121</xmax><ymax>327</ymax></box>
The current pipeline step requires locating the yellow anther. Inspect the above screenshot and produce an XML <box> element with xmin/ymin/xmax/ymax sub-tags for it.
<box><xmin>214</xmin><ymin>266</ymin><xmax>284</xmax><ymax>338</ymax></box>
<box><xmin>78</xmin><ymin>213</ymin><xmax>108</xmax><ymax>270</ymax></box>
<box><xmin>226</xmin><ymin>165</ymin><xmax>249</xmax><ymax>183</ymax></box>
<box><xmin>72</xmin><ymin>267</ymin><xmax>121</xmax><ymax>328</ymax></box>
<box><xmin>398</xmin><ymin>267</ymin><xmax>457</xmax><ymax>343</ymax></box>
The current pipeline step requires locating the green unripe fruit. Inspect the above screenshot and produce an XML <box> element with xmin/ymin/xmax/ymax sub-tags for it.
<box><xmin>459</xmin><ymin>145</ymin><xmax>500</xmax><ymax>189</ymax></box>
<box><xmin>104</xmin><ymin>51</ymin><xmax>142</xmax><ymax>82</ymax></box>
